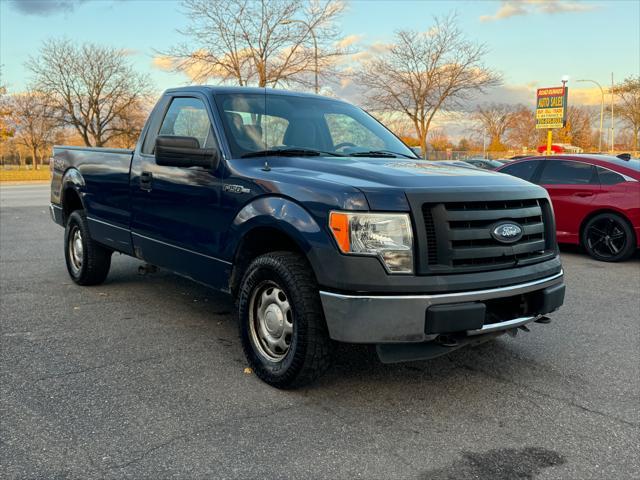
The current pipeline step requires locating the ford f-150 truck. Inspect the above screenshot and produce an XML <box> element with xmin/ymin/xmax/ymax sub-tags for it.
<box><xmin>50</xmin><ymin>87</ymin><xmax>565</xmax><ymax>388</ymax></box>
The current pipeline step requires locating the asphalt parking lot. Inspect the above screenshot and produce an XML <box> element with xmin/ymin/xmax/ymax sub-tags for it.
<box><xmin>1</xmin><ymin>184</ymin><xmax>639</xmax><ymax>479</ymax></box>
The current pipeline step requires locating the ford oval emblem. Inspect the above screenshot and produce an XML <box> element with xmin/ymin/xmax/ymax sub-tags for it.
<box><xmin>491</xmin><ymin>221</ymin><xmax>523</xmax><ymax>243</ymax></box>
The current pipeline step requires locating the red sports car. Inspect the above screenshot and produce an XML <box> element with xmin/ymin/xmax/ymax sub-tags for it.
<box><xmin>497</xmin><ymin>154</ymin><xmax>640</xmax><ymax>262</ymax></box>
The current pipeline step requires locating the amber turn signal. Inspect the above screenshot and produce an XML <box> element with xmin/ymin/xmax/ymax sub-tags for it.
<box><xmin>329</xmin><ymin>212</ymin><xmax>350</xmax><ymax>252</ymax></box>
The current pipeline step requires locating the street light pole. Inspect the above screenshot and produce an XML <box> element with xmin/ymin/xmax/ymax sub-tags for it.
<box><xmin>281</xmin><ymin>19</ymin><xmax>319</xmax><ymax>94</ymax></box>
<box><xmin>577</xmin><ymin>79</ymin><xmax>604</xmax><ymax>152</ymax></box>
<box><xmin>610</xmin><ymin>72</ymin><xmax>615</xmax><ymax>152</ymax></box>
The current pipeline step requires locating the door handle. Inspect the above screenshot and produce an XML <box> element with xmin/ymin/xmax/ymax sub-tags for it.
<box><xmin>575</xmin><ymin>192</ymin><xmax>594</xmax><ymax>197</ymax></box>
<box><xmin>140</xmin><ymin>171</ymin><xmax>153</xmax><ymax>191</ymax></box>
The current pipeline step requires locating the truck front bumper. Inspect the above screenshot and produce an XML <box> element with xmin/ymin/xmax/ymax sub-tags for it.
<box><xmin>319</xmin><ymin>271</ymin><xmax>564</xmax><ymax>344</ymax></box>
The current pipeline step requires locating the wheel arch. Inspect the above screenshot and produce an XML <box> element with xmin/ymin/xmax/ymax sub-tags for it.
<box><xmin>60</xmin><ymin>168</ymin><xmax>86</xmax><ymax>225</ymax></box>
<box><xmin>226</xmin><ymin>196</ymin><xmax>330</xmax><ymax>295</ymax></box>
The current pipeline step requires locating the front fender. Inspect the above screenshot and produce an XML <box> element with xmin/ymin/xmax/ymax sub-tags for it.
<box><xmin>224</xmin><ymin>195</ymin><xmax>336</xmax><ymax>277</ymax></box>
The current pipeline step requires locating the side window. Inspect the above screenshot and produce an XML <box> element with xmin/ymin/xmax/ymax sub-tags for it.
<box><xmin>158</xmin><ymin>97</ymin><xmax>214</xmax><ymax>150</ymax></box>
<box><xmin>324</xmin><ymin>113</ymin><xmax>385</xmax><ymax>150</ymax></box>
<box><xmin>597</xmin><ymin>166</ymin><xmax>626</xmax><ymax>185</ymax></box>
<box><xmin>539</xmin><ymin>161</ymin><xmax>596</xmax><ymax>185</ymax></box>
<box><xmin>500</xmin><ymin>160</ymin><xmax>541</xmax><ymax>182</ymax></box>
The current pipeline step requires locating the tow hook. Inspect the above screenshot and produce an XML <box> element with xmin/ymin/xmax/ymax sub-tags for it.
<box><xmin>436</xmin><ymin>334</ymin><xmax>459</xmax><ymax>347</ymax></box>
<box><xmin>535</xmin><ymin>315</ymin><xmax>552</xmax><ymax>324</ymax></box>
<box><xmin>138</xmin><ymin>263</ymin><xmax>158</xmax><ymax>275</ymax></box>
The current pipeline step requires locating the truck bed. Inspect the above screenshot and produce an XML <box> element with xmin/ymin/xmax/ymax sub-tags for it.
<box><xmin>51</xmin><ymin>145</ymin><xmax>135</xmax><ymax>254</ymax></box>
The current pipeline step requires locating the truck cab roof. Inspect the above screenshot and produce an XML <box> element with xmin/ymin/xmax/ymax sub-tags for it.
<box><xmin>163</xmin><ymin>85</ymin><xmax>346</xmax><ymax>103</ymax></box>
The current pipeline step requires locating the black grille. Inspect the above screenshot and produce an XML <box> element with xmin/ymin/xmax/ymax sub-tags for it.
<box><xmin>421</xmin><ymin>198</ymin><xmax>553</xmax><ymax>273</ymax></box>
<box><xmin>422</xmin><ymin>207</ymin><xmax>438</xmax><ymax>264</ymax></box>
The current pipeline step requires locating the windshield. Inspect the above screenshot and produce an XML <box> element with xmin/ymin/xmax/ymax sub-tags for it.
<box><xmin>213</xmin><ymin>93</ymin><xmax>416</xmax><ymax>159</ymax></box>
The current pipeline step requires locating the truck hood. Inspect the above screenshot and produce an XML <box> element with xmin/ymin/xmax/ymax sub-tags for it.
<box><xmin>237</xmin><ymin>156</ymin><xmax>531</xmax><ymax>188</ymax></box>
<box><xmin>228</xmin><ymin>156</ymin><xmax>547</xmax><ymax>211</ymax></box>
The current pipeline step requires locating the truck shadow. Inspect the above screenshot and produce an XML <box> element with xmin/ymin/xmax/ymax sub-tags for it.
<box><xmin>106</xmin><ymin>257</ymin><xmax>569</xmax><ymax>395</ymax></box>
<box><xmin>559</xmin><ymin>243</ymin><xmax>640</xmax><ymax>263</ymax></box>
<box><xmin>419</xmin><ymin>447</ymin><xmax>565</xmax><ymax>480</ymax></box>
<box><xmin>109</xmin><ymin>260</ymin><xmax>567</xmax><ymax>403</ymax></box>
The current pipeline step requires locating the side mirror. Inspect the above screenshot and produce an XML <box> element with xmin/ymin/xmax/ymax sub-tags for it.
<box><xmin>155</xmin><ymin>135</ymin><xmax>219</xmax><ymax>169</ymax></box>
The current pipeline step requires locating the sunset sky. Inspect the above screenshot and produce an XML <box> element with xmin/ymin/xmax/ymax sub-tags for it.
<box><xmin>2</xmin><ymin>0</ymin><xmax>638</xmax><ymax>112</ymax></box>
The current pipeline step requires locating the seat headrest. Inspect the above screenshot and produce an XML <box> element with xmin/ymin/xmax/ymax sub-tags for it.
<box><xmin>283</xmin><ymin>119</ymin><xmax>319</xmax><ymax>148</ymax></box>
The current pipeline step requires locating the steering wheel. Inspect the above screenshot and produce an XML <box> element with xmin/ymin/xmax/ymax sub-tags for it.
<box><xmin>334</xmin><ymin>142</ymin><xmax>358</xmax><ymax>151</ymax></box>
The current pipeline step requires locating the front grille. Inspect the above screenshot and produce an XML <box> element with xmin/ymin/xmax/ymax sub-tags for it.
<box><xmin>420</xmin><ymin>198</ymin><xmax>554</xmax><ymax>273</ymax></box>
<box><xmin>422</xmin><ymin>207</ymin><xmax>438</xmax><ymax>264</ymax></box>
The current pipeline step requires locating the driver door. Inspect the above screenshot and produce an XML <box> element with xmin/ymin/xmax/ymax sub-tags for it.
<box><xmin>130</xmin><ymin>94</ymin><xmax>229</xmax><ymax>288</ymax></box>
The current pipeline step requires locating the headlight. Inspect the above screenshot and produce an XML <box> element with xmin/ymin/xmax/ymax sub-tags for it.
<box><xmin>329</xmin><ymin>211</ymin><xmax>414</xmax><ymax>273</ymax></box>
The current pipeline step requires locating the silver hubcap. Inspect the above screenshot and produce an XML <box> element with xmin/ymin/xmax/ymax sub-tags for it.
<box><xmin>69</xmin><ymin>228</ymin><xmax>83</xmax><ymax>273</ymax></box>
<box><xmin>249</xmin><ymin>281</ymin><xmax>293</xmax><ymax>362</ymax></box>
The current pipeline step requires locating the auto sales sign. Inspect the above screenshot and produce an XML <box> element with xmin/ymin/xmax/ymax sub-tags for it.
<box><xmin>535</xmin><ymin>86</ymin><xmax>568</xmax><ymax>129</ymax></box>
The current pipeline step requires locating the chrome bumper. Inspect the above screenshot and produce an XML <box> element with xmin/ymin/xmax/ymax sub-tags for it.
<box><xmin>319</xmin><ymin>271</ymin><xmax>564</xmax><ymax>343</ymax></box>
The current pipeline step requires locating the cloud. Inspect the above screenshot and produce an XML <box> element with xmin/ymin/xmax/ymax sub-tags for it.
<box><xmin>337</xmin><ymin>34</ymin><xmax>363</xmax><ymax>49</ymax></box>
<box><xmin>152</xmin><ymin>50</ymin><xmax>249</xmax><ymax>83</ymax></box>
<box><xmin>480</xmin><ymin>2</ymin><xmax>527</xmax><ymax>21</ymax></box>
<box><xmin>8</xmin><ymin>0</ymin><xmax>88</xmax><ymax>16</ymax></box>
<box><xmin>480</xmin><ymin>1</ymin><xmax>596</xmax><ymax>22</ymax></box>
<box><xmin>152</xmin><ymin>56</ymin><xmax>175</xmax><ymax>71</ymax></box>
<box><xmin>570</xmin><ymin>87</ymin><xmax>606</xmax><ymax>106</ymax></box>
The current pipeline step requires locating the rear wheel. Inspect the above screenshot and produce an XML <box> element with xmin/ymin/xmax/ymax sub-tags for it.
<box><xmin>64</xmin><ymin>211</ymin><xmax>112</xmax><ymax>285</ymax></box>
<box><xmin>582</xmin><ymin>213</ymin><xmax>635</xmax><ymax>262</ymax></box>
<box><xmin>238</xmin><ymin>252</ymin><xmax>333</xmax><ymax>389</ymax></box>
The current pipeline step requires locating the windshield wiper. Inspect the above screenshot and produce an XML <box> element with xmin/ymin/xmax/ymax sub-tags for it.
<box><xmin>241</xmin><ymin>148</ymin><xmax>341</xmax><ymax>158</ymax></box>
<box><xmin>348</xmin><ymin>150</ymin><xmax>415</xmax><ymax>159</ymax></box>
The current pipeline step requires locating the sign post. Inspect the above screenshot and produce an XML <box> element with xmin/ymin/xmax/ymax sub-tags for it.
<box><xmin>536</xmin><ymin>86</ymin><xmax>569</xmax><ymax>154</ymax></box>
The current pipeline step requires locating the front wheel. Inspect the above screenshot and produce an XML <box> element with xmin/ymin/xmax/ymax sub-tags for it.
<box><xmin>238</xmin><ymin>252</ymin><xmax>333</xmax><ymax>388</ymax></box>
<box><xmin>64</xmin><ymin>210</ymin><xmax>112</xmax><ymax>285</ymax></box>
<box><xmin>582</xmin><ymin>213</ymin><xmax>636</xmax><ymax>262</ymax></box>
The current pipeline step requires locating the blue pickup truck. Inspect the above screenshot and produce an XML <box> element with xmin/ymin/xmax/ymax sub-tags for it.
<box><xmin>50</xmin><ymin>87</ymin><xmax>565</xmax><ymax>387</ymax></box>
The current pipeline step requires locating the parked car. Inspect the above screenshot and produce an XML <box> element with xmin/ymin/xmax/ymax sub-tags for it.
<box><xmin>463</xmin><ymin>158</ymin><xmax>505</xmax><ymax>170</ymax></box>
<box><xmin>497</xmin><ymin>154</ymin><xmax>640</xmax><ymax>261</ymax></box>
<box><xmin>50</xmin><ymin>86</ymin><xmax>565</xmax><ymax>387</ymax></box>
<box><xmin>439</xmin><ymin>160</ymin><xmax>480</xmax><ymax>169</ymax></box>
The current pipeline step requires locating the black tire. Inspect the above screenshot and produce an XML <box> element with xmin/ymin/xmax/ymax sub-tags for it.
<box><xmin>238</xmin><ymin>251</ymin><xmax>333</xmax><ymax>388</ymax></box>
<box><xmin>582</xmin><ymin>212</ymin><xmax>636</xmax><ymax>262</ymax></box>
<box><xmin>64</xmin><ymin>210</ymin><xmax>112</xmax><ymax>285</ymax></box>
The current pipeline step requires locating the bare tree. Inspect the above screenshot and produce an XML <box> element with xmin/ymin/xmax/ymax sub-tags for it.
<box><xmin>556</xmin><ymin>106</ymin><xmax>596</xmax><ymax>150</ymax></box>
<box><xmin>355</xmin><ymin>14</ymin><xmax>501</xmax><ymax>157</ymax></box>
<box><xmin>106</xmin><ymin>98</ymin><xmax>152</xmax><ymax>149</ymax></box>
<box><xmin>473</xmin><ymin>103</ymin><xmax>516</xmax><ymax>150</ymax></box>
<box><xmin>614</xmin><ymin>76</ymin><xmax>640</xmax><ymax>152</ymax></box>
<box><xmin>505</xmin><ymin>105</ymin><xmax>541</xmax><ymax>151</ymax></box>
<box><xmin>0</xmin><ymin>82</ymin><xmax>13</xmax><ymax>142</ymax></box>
<box><xmin>164</xmin><ymin>0</ymin><xmax>346</xmax><ymax>89</ymax></box>
<box><xmin>26</xmin><ymin>39</ymin><xmax>154</xmax><ymax>147</ymax></box>
<box><xmin>428</xmin><ymin>128</ymin><xmax>453</xmax><ymax>152</ymax></box>
<box><xmin>9</xmin><ymin>91</ymin><xmax>58</xmax><ymax>169</ymax></box>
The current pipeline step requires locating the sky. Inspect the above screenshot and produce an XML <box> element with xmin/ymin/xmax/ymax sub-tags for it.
<box><xmin>1</xmin><ymin>0</ymin><xmax>639</xmax><ymax>128</ymax></box>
